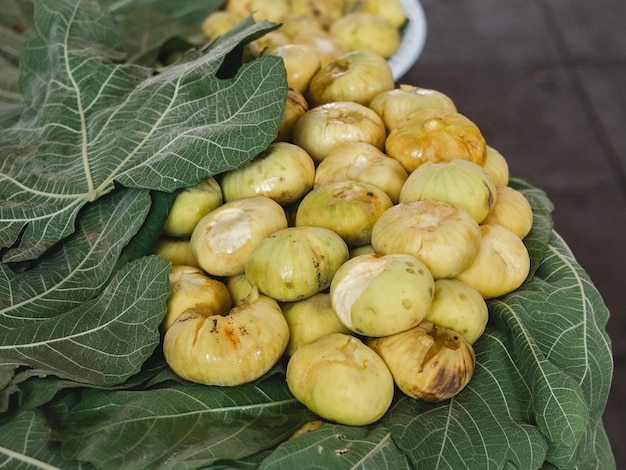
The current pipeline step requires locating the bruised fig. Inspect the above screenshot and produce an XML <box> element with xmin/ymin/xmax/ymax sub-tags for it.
<box><xmin>286</xmin><ymin>333</ymin><xmax>394</xmax><ymax>425</ymax></box>
<box><xmin>163</xmin><ymin>295</ymin><xmax>289</xmax><ymax>386</ymax></box>
<box><xmin>368</xmin><ymin>321</ymin><xmax>475</xmax><ymax>401</ymax></box>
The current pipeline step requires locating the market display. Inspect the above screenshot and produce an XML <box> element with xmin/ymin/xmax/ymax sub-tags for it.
<box><xmin>0</xmin><ymin>0</ymin><xmax>614</xmax><ymax>469</ymax></box>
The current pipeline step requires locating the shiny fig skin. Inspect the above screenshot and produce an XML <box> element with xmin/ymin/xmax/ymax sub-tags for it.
<box><xmin>368</xmin><ymin>321</ymin><xmax>475</xmax><ymax>402</ymax></box>
<box><xmin>286</xmin><ymin>333</ymin><xmax>394</xmax><ymax>425</ymax></box>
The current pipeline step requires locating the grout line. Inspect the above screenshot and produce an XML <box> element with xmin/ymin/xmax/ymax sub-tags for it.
<box><xmin>535</xmin><ymin>0</ymin><xmax>626</xmax><ymax>203</ymax></box>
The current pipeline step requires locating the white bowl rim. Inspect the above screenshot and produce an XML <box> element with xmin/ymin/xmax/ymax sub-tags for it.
<box><xmin>388</xmin><ymin>0</ymin><xmax>428</xmax><ymax>80</ymax></box>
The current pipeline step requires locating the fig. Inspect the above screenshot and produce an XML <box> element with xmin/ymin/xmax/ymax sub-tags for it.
<box><xmin>399</xmin><ymin>159</ymin><xmax>497</xmax><ymax>223</ymax></box>
<box><xmin>292</xmin><ymin>100</ymin><xmax>386</xmax><ymax>164</ymax></box>
<box><xmin>306</xmin><ymin>50</ymin><xmax>395</xmax><ymax>107</ymax></box>
<box><xmin>162</xmin><ymin>265</ymin><xmax>232</xmax><ymax>332</ymax></box>
<box><xmin>281</xmin><ymin>292</ymin><xmax>352</xmax><ymax>356</ymax></box>
<box><xmin>163</xmin><ymin>295</ymin><xmax>289</xmax><ymax>386</ymax></box>
<box><xmin>290</xmin><ymin>30</ymin><xmax>348</xmax><ymax>67</ymax></box>
<box><xmin>369</xmin><ymin>84</ymin><xmax>458</xmax><ymax>132</ymax></box>
<box><xmin>275</xmin><ymin>87</ymin><xmax>309</xmax><ymax>143</ymax></box>
<box><xmin>152</xmin><ymin>238</ymin><xmax>199</xmax><ymax>268</ymax></box>
<box><xmin>385</xmin><ymin>108</ymin><xmax>487</xmax><ymax>173</ymax></box>
<box><xmin>190</xmin><ymin>196</ymin><xmax>288</xmax><ymax>277</ymax></box>
<box><xmin>455</xmin><ymin>223</ymin><xmax>531</xmax><ymax>298</ymax></box>
<box><xmin>201</xmin><ymin>10</ymin><xmax>242</xmax><ymax>42</ymax></box>
<box><xmin>371</xmin><ymin>200</ymin><xmax>481</xmax><ymax>279</ymax></box>
<box><xmin>313</xmin><ymin>141</ymin><xmax>408</xmax><ymax>203</ymax></box>
<box><xmin>481</xmin><ymin>185</ymin><xmax>533</xmax><ymax>239</ymax></box>
<box><xmin>329</xmin><ymin>13</ymin><xmax>401</xmax><ymax>58</ymax></box>
<box><xmin>286</xmin><ymin>333</ymin><xmax>394</xmax><ymax>425</ymax></box>
<box><xmin>220</xmin><ymin>142</ymin><xmax>315</xmax><ymax>206</ymax></box>
<box><xmin>343</xmin><ymin>0</ymin><xmax>407</xmax><ymax>28</ymax></box>
<box><xmin>262</xmin><ymin>43</ymin><xmax>321</xmax><ymax>93</ymax></box>
<box><xmin>330</xmin><ymin>253</ymin><xmax>435</xmax><ymax>337</ymax></box>
<box><xmin>483</xmin><ymin>145</ymin><xmax>510</xmax><ymax>186</ymax></box>
<box><xmin>295</xmin><ymin>180</ymin><xmax>393</xmax><ymax>247</ymax></box>
<box><xmin>368</xmin><ymin>321</ymin><xmax>475</xmax><ymax>402</ymax></box>
<box><xmin>162</xmin><ymin>177</ymin><xmax>222</xmax><ymax>238</ymax></box>
<box><xmin>245</xmin><ymin>226</ymin><xmax>349</xmax><ymax>302</ymax></box>
<box><xmin>424</xmin><ymin>279</ymin><xmax>488</xmax><ymax>344</ymax></box>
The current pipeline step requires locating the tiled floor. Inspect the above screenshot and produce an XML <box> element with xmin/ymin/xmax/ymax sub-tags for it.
<box><xmin>401</xmin><ymin>0</ymin><xmax>626</xmax><ymax>467</ymax></box>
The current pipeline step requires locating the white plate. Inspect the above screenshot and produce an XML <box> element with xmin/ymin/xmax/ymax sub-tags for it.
<box><xmin>388</xmin><ymin>0</ymin><xmax>427</xmax><ymax>80</ymax></box>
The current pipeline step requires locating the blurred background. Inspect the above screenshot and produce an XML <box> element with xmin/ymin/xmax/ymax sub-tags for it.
<box><xmin>400</xmin><ymin>0</ymin><xmax>625</xmax><ymax>466</ymax></box>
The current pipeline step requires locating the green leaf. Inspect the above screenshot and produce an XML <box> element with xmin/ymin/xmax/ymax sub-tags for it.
<box><xmin>0</xmin><ymin>254</ymin><xmax>170</xmax><ymax>387</ymax></box>
<box><xmin>55</xmin><ymin>379</ymin><xmax>308</xmax><ymax>469</ymax></box>
<box><xmin>0</xmin><ymin>0</ymin><xmax>287</xmax><ymax>262</ymax></box>
<box><xmin>258</xmin><ymin>424</ymin><xmax>412</xmax><ymax>469</ymax></box>
<box><xmin>0</xmin><ymin>188</ymin><xmax>152</xmax><ymax>326</ymax></box>
<box><xmin>100</xmin><ymin>0</ymin><xmax>224</xmax><ymax>65</ymax></box>
<box><xmin>0</xmin><ymin>407</ymin><xmax>87</xmax><ymax>469</ymax></box>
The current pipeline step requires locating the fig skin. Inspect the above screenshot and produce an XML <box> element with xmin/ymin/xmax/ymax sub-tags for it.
<box><xmin>455</xmin><ymin>223</ymin><xmax>531</xmax><ymax>299</ymax></box>
<box><xmin>281</xmin><ymin>292</ymin><xmax>352</xmax><ymax>356</ymax></box>
<box><xmin>399</xmin><ymin>159</ymin><xmax>498</xmax><ymax>224</ymax></box>
<box><xmin>369</xmin><ymin>84</ymin><xmax>458</xmax><ymax>133</ymax></box>
<box><xmin>330</xmin><ymin>253</ymin><xmax>435</xmax><ymax>337</ymax></box>
<box><xmin>306</xmin><ymin>50</ymin><xmax>395</xmax><ymax>107</ymax></box>
<box><xmin>286</xmin><ymin>333</ymin><xmax>395</xmax><ymax>426</ymax></box>
<box><xmin>220</xmin><ymin>142</ymin><xmax>315</xmax><ymax>206</ymax></box>
<box><xmin>292</xmin><ymin>100</ymin><xmax>387</xmax><ymax>164</ymax></box>
<box><xmin>371</xmin><ymin>200</ymin><xmax>482</xmax><ymax>279</ymax></box>
<box><xmin>424</xmin><ymin>279</ymin><xmax>488</xmax><ymax>344</ymax></box>
<box><xmin>481</xmin><ymin>185</ymin><xmax>534</xmax><ymax>239</ymax></box>
<box><xmin>162</xmin><ymin>177</ymin><xmax>223</xmax><ymax>238</ymax></box>
<box><xmin>385</xmin><ymin>108</ymin><xmax>487</xmax><ymax>173</ymax></box>
<box><xmin>245</xmin><ymin>226</ymin><xmax>349</xmax><ymax>302</ymax></box>
<box><xmin>367</xmin><ymin>321</ymin><xmax>475</xmax><ymax>402</ymax></box>
<box><xmin>313</xmin><ymin>141</ymin><xmax>408</xmax><ymax>204</ymax></box>
<box><xmin>483</xmin><ymin>146</ymin><xmax>510</xmax><ymax>186</ymax></box>
<box><xmin>162</xmin><ymin>265</ymin><xmax>232</xmax><ymax>332</ymax></box>
<box><xmin>190</xmin><ymin>196</ymin><xmax>288</xmax><ymax>277</ymax></box>
<box><xmin>295</xmin><ymin>180</ymin><xmax>393</xmax><ymax>247</ymax></box>
<box><xmin>152</xmin><ymin>238</ymin><xmax>199</xmax><ymax>268</ymax></box>
<box><xmin>163</xmin><ymin>295</ymin><xmax>289</xmax><ymax>386</ymax></box>
<box><xmin>329</xmin><ymin>13</ymin><xmax>401</xmax><ymax>58</ymax></box>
